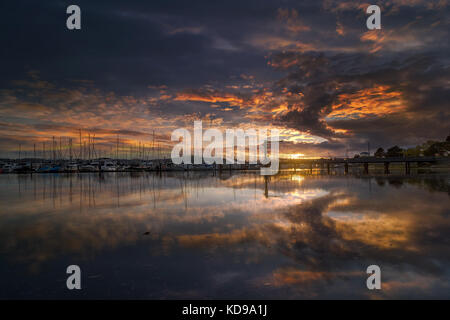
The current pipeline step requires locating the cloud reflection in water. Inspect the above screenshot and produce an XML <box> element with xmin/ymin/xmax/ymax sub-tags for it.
<box><xmin>0</xmin><ymin>172</ymin><xmax>449</xmax><ymax>299</ymax></box>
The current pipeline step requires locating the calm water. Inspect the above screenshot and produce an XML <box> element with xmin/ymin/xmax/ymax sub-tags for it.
<box><xmin>0</xmin><ymin>171</ymin><xmax>449</xmax><ymax>299</ymax></box>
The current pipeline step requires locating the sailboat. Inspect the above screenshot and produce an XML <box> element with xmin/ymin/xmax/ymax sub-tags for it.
<box><xmin>101</xmin><ymin>161</ymin><xmax>117</xmax><ymax>172</ymax></box>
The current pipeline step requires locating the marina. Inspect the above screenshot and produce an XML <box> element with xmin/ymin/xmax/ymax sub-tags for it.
<box><xmin>1</xmin><ymin>156</ymin><xmax>449</xmax><ymax>174</ymax></box>
<box><xmin>0</xmin><ymin>158</ymin><xmax>264</xmax><ymax>173</ymax></box>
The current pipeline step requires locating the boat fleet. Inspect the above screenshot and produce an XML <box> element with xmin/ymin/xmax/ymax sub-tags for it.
<box><xmin>0</xmin><ymin>158</ymin><xmax>262</xmax><ymax>174</ymax></box>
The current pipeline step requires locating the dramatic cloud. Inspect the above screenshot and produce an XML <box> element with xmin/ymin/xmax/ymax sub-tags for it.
<box><xmin>1</xmin><ymin>0</ymin><xmax>449</xmax><ymax>157</ymax></box>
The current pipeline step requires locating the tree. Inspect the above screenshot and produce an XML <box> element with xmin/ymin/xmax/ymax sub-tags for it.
<box><xmin>424</xmin><ymin>141</ymin><xmax>450</xmax><ymax>157</ymax></box>
<box><xmin>374</xmin><ymin>147</ymin><xmax>385</xmax><ymax>157</ymax></box>
<box><xmin>405</xmin><ymin>146</ymin><xmax>421</xmax><ymax>157</ymax></box>
<box><xmin>386</xmin><ymin>146</ymin><xmax>403</xmax><ymax>157</ymax></box>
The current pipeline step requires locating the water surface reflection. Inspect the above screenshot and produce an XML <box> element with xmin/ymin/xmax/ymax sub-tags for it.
<box><xmin>0</xmin><ymin>172</ymin><xmax>449</xmax><ymax>299</ymax></box>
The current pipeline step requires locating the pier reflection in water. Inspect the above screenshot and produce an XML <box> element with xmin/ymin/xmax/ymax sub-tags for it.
<box><xmin>0</xmin><ymin>171</ymin><xmax>449</xmax><ymax>299</ymax></box>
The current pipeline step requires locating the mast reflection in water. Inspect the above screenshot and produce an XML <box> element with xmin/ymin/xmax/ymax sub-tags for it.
<box><xmin>0</xmin><ymin>171</ymin><xmax>449</xmax><ymax>299</ymax></box>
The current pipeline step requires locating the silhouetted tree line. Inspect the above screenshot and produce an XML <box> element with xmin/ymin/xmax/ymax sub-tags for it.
<box><xmin>373</xmin><ymin>134</ymin><xmax>450</xmax><ymax>158</ymax></box>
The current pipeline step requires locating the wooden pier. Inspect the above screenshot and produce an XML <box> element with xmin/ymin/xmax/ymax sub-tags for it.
<box><xmin>281</xmin><ymin>156</ymin><xmax>450</xmax><ymax>175</ymax></box>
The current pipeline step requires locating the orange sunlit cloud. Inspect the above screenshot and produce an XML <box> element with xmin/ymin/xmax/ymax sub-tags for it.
<box><xmin>174</xmin><ymin>90</ymin><xmax>245</xmax><ymax>105</ymax></box>
<box><xmin>360</xmin><ymin>30</ymin><xmax>387</xmax><ymax>53</ymax></box>
<box><xmin>327</xmin><ymin>85</ymin><xmax>406</xmax><ymax>120</ymax></box>
<box><xmin>277</xmin><ymin>8</ymin><xmax>311</xmax><ymax>33</ymax></box>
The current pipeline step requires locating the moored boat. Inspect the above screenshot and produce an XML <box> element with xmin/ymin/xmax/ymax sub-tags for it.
<box><xmin>65</xmin><ymin>163</ymin><xmax>79</xmax><ymax>172</ymax></box>
<box><xmin>100</xmin><ymin>161</ymin><xmax>117</xmax><ymax>172</ymax></box>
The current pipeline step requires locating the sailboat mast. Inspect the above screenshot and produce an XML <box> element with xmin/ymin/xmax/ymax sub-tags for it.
<box><xmin>79</xmin><ymin>129</ymin><xmax>82</xmax><ymax>160</ymax></box>
<box><xmin>52</xmin><ymin>136</ymin><xmax>55</xmax><ymax>162</ymax></box>
<box><xmin>116</xmin><ymin>135</ymin><xmax>119</xmax><ymax>160</ymax></box>
<box><xmin>69</xmin><ymin>138</ymin><xmax>73</xmax><ymax>161</ymax></box>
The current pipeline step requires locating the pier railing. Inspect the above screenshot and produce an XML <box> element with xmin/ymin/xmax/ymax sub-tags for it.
<box><xmin>280</xmin><ymin>156</ymin><xmax>450</xmax><ymax>174</ymax></box>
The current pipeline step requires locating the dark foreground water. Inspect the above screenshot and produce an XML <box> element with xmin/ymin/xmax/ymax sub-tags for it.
<box><xmin>0</xmin><ymin>171</ymin><xmax>449</xmax><ymax>299</ymax></box>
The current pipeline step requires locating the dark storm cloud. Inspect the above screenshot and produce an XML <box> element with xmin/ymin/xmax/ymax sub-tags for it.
<box><xmin>270</xmin><ymin>50</ymin><xmax>449</xmax><ymax>151</ymax></box>
<box><xmin>257</xmin><ymin>0</ymin><xmax>449</xmax><ymax>152</ymax></box>
<box><xmin>0</xmin><ymin>0</ymin><xmax>284</xmax><ymax>94</ymax></box>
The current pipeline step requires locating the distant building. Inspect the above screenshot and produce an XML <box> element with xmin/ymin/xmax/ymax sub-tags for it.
<box><xmin>360</xmin><ymin>152</ymin><xmax>370</xmax><ymax>157</ymax></box>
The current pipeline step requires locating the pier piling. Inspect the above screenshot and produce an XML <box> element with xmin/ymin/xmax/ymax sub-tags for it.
<box><xmin>384</xmin><ymin>162</ymin><xmax>390</xmax><ymax>174</ymax></box>
<box><xmin>405</xmin><ymin>162</ymin><xmax>411</xmax><ymax>175</ymax></box>
<box><xmin>363</xmin><ymin>162</ymin><xmax>369</xmax><ymax>174</ymax></box>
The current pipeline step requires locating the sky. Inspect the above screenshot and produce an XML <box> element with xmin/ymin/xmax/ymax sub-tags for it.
<box><xmin>0</xmin><ymin>0</ymin><xmax>449</xmax><ymax>158</ymax></box>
